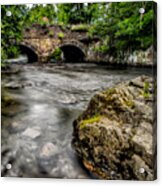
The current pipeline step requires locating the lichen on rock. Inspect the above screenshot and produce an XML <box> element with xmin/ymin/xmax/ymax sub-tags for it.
<box><xmin>72</xmin><ymin>75</ymin><xmax>156</xmax><ymax>180</ymax></box>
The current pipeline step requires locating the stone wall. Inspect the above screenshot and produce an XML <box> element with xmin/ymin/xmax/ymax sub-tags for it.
<box><xmin>86</xmin><ymin>45</ymin><xmax>155</xmax><ymax>66</ymax></box>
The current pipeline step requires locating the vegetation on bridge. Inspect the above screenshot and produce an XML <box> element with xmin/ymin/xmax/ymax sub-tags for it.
<box><xmin>1</xmin><ymin>2</ymin><xmax>156</xmax><ymax>63</ymax></box>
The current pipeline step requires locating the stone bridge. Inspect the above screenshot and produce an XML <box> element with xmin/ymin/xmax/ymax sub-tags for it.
<box><xmin>13</xmin><ymin>24</ymin><xmax>153</xmax><ymax>65</ymax></box>
<box><xmin>18</xmin><ymin>24</ymin><xmax>100</xmax><ymax>63</ymax></box>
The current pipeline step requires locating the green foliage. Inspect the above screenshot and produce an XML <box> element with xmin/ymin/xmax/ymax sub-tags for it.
<box><xmin>57</xmin><ymin>3</ymin><xmax>101</xmax><ymax>24</ymax></box>
<box><xmin>51</xmin><ymin>48</ymin><xmax>62</xmax><ymax>61</ymax></box>
<box><xmin>58</xmin><ymin>32</ymin><xmax>65</xmax><ymax>39</ymax></box>
<box><xmin>71</xmin><ymin>24</ymin><xmax>89</xmax><ymax>32</ymax></box>
<box><xmin>7</xmin><ymin>46</ymin><xmax>20</xmax><ymax>59</ymax></box>
<box><xmin>1</xmin><ymin>48</ymin><xmax>7</xmax><ymax>63</ymax></box>
<box><xmin>93</xmin><ymin>36</ymin><xmax>110</xmax><ymax>53</ymax></box>
<box><xmin>57</xmin><ymin>3</ymin><xmax>86</xmax><ymax>24</ymax></box>
<box><xmin>1</xmin><ymin>5</ymin><xmax>27</xmax><ymax>62</ymax></box>
<box><xmin>91</xmin><ymin>2</ymin><xmax>154</xmax><ymax>55</ymax></box>
<box><xmin>1</xmin><ymin>2</ymin><xmax>154</xmax><ymax>64</ymax></box>
<box><xmin>94</xmin><ymin>45</ymin><xmax>109</xmax><ymax>54</ymax></box>
<box><xmin>24</xmin><ymin>4</ymin><xmax>56</xmax><ymax>26</ymax></box>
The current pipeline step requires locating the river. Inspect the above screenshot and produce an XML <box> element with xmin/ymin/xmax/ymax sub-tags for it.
<box><xmin>1</xmin><ymin>63</ymin><xmax>152</xmax><ymax>178</ymax></box>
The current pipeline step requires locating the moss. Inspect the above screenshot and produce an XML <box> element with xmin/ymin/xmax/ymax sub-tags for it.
<box><xmin>104</xmin><ymin>87</ymin><xmax>135</xmax><ymax>109</ymax></box>
<box><xmin>48</xmin><ymin>30</ymin><xmax>54</xmax><ymax>37</ymax></box>
<box><xmin>80</xmin><ymin>115</ymin><xmax>102</xmax><ymax>129</ymax></box>
<box><xmin>1</xmin><ymin>89</ymin><xmax>17</xmax><ymax>107</ymax></box>
<box><xmin>143</xmin><ymin>92</ymin><xmax>150</xmax><ymax>99</ymax></box>
<box><xmin>143</xmin><ymin>81</ymin><xmax>150</xmax><ymax>99</ymax></box>
<box><xmin>58</xmin><ymin>23</ymin><xmax>67</xmax><ymax>31</ymax></box>
<box><xmin>105</xmin><ymin>87</ymin><xmax>116</xmax><ymax>95</ymax></box>
<box><xmin>71</xmin><ymin>24</ymin><xmax>89</xmax><ymax>32</ymax></box>
<box><xmin>58</xmin><ymin>32</ymin><xmax>65</xmax><ymax>39</ymax></box>
<box><xmin>144</xmin><ymin>82</ymin><xmax>149</xmax><ymax>91</ymax></box>
<box><xmin>124</xmin><ymin>100</ymin><xmax>135</xmax><ymax>108</ymax></box>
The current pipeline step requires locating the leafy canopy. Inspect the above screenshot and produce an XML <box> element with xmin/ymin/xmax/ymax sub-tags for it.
<box><xmin>1</xmin><ymin>2</ymin><xmax>155</xmax><ymax>62</ymax></box>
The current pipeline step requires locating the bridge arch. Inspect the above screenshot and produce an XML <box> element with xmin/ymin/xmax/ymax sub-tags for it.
<box><xmin>59</xmin><ymin>40</ymin><xmax>86</xmax><ymax>62</ymax></box>
<box><xmin>18</xmin><ymin>43</ymin><xmax>38</xmax><ymax>63</ymax></box>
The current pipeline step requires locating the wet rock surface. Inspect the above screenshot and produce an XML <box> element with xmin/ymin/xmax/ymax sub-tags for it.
<box><xmin>72</xmin><ymin>76</ymin><xmax>156</xmax><ymax>180</ymax></box>
<box><xmin>22</xmin><ymin>127</ymin><xmax>41</xmax><ymax>139</ymax></box>
<box><xmin>40</xmin><ymin>142</ymin><xmax>59</xmax><ymax>158</ymax></box>
<box><xmin>1</xmin><ymin>63</ymin><xmax>153</xmax><ymax>178</ymax></box>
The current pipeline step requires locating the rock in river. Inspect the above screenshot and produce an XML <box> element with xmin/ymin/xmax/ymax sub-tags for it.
<box><xmin>22</xmin><ymin>127</ymin><xmax>41</xmax><ymax>139</ymax></box>
<box><xmin>4</xmin><ymin>82</ymin><xmax>22</xmax><ymax>89</ymax></box>
<box><xmin>72</xmin><ymin>76</ymin><xmax>156</xmax><ymax>180</ymax></box>
<box><xmin>40</xmin><ymin>142</ymin><xmax>59</xmax><ymax>158</ymax></box>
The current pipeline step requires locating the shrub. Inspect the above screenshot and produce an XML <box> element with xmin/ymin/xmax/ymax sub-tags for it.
<box><xmin>51</xmin><ymin>48</ymin><xmax>62</xmax><ymax>61</ymax></box>
<box><xmin>93</xmin><ymin>45</ymin><xmax>109</xmax><ymax>54</ymax></box>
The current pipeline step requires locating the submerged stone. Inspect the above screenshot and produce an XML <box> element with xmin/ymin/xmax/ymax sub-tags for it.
<box><xmin>40</xmin><ymin>142</ymin><xmax>58</xmax><ymax>158</ymax></box>
<box><xmin>22</xmin><ymin>127</ymin><xmax>41</xmax><ymax>139</ymax></box>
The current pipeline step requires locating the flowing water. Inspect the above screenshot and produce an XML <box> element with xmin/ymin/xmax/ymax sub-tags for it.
<box><xmin>1</xmin><ymin>63</ymin><xmax>152</xmax><ymax>178</ymax></box>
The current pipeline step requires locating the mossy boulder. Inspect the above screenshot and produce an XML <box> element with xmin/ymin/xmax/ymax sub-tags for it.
<box><xmin>1</xmin><ymin>89</ymin><xmax>16</xmax><ymax>107</ymax></box>
<box><xmin>72</xmin><ymin>76</ymin><xmax>156</xmax><ymax>180</ymax></box>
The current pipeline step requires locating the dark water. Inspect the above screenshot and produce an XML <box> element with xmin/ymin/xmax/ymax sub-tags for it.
<box><xmin>1</xmin><ymin>63</ymin><xmax>152</xmax><ymax>178</ymax></box>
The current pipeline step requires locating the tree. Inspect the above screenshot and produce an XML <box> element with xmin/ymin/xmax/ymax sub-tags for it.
<box><xmin>1</xmin><ymin>2</ymin><xmax>154</xmax><ymax>63</ymax></box>
<box><xmin>24</xmin><ymin>4</ymin><xmax>56</xmax><ymax>25</ymax></box>
<box><xmin>1</xmin><ymin>5</ymin><xmax>28</xmax><ymax>60</ymax></box>
<box><xmin>57</xmin><ymin>3</ymin><xmax>101</xmax><ymax>24</ymax></box>
<box><xmin>91</xmin><ymin>1</ymin><xmax>154</xmax><ymax>55</ymax></box>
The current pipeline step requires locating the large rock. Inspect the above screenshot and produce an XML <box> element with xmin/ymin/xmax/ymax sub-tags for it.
<box><xmin>72</xmin><ymin>76</ymin><xmax>156</xmax><ymax>180</ymax></box>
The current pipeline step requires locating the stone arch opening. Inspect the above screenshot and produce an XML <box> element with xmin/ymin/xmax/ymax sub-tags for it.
<box><xmin>60</xmin><ymin>44</ymin><xmax>85</xmax><ymax>62</ymax></box>
<box><xmin>19</xmin><ymin>44</ymin><xmax>38</xmax><ymax>63</ymax></box>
